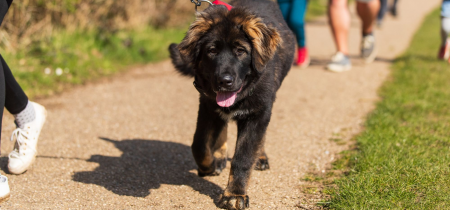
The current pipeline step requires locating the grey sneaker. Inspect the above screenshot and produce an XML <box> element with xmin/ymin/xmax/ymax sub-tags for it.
<box><xmin>361</xmin><ymin>34</ymin><xmax>377</xmax><ymax>63</ymax></box>
<box><xmin>327</xmin><ymin>52</ymin><xmax>352</xmax><ymax>72</ymax></box>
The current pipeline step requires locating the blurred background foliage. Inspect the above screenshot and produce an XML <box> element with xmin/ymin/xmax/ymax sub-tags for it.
<box><xmin>1</xmin><ymin>0</ymin><xmax>193</xmax><ymax>49</ymax></box>
<box><xmin>0</xmin><ymin>0</ymin><xmax>326</xmax><ymax>98</ymax></box>
<box><xmin>0</xmin><ymin>0</ymin><xmax>195</xmax><ymax>97</ymax></box>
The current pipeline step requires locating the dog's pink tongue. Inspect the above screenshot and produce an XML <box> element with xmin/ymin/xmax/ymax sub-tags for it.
<box><xmin>216</xmin><ymin>91</ymin><xmax>237</xmax><ymax>107</ymax></box>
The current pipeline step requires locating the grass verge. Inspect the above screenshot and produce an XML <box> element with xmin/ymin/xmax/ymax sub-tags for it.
<box><xmin>323</xmin><ymin>8</ymin><xmax>450</xmax><ymax>209</ymax></box>
<box><xmin>1</xmin><ymin>26</ymin><xmax>187</xmax><ymax>98</ymax></box>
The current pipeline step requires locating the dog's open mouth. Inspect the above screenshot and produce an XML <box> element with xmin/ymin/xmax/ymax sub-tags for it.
<box><xmin>216</xmin><ymin>86</ymin><xmax>243</xmax><ymax>107</ymax></box>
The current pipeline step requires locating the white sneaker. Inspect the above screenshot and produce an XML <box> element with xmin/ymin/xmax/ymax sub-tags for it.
<box><xmin>0</xmin><ymin>175</ymin><xmax>10</xmax><ymax>203</ymax></box>
<box><xmin>8</xmin><ymin>102</ymin><xmax>47</xmax><ymax>174</ymax></box>
<box><xmin>327</xmin><ymin>52</ymin><xmax>352</xmax><ymax>72</ymax></box>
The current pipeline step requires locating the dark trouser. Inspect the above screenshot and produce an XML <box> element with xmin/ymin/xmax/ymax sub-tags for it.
<box><xmin>0</xmin><ymin>54</ymin><xmax>29</xmax><ymax>143</ymax></box>
<box><xmin>278</xmin><ymin>0</ymin><xmax>309</xmax><ymax>47</ymax></box>
<box><xmin>378</xmin><ymin>0</ymin><xmax>398</xmax><ymax>21</ymax></box>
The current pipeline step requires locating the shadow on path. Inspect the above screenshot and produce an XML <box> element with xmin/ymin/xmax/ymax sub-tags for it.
<box><xmin>72</xmin><ymin>137</ymin><xmax>223</xmax><ymax>200</ymax></box>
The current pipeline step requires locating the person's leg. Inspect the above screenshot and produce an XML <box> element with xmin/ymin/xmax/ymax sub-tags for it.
<box><xmin>391</xmin><ymin>0</ymin><xmax>399</xmax><ymax>17</ymax></box>
<box><xmin>0</xmin><ymin>55</ymin><xmax>47</xmax><ymax>175</ymax></box>
<box><xmin>289</xmin><ymin>0</ymin><xmax>308</xmax><ymax>48</ymax></box>
<box><xmin>392</xmin><ymin>0</ymin><xmax>398</xmax><ymax>7</ymax></box>
<box><xmin>289</xmin><ymin>0</ymin><xmax>309</xmax><ymax>67</ymax></box>
<box><xmin>0</xmin><ymin>55</ymin><xmax>35</xmax><ymax>131</ymax></box>
<box><xmin>439</xmin><ymin>0</ymin><xmax>450</xmax><ymax>60</ymax></box>
<box><xmin>0</xmin><ymin>56</ymin><xmax>5</xmax><ymax>146</ymax></box>
<box><xmin>328</xmin><ymin>0</ymin><xmax>350</xmax><ymax>55</ymax></box>
<box><xmin>0</xmin><ymin>55</ymin><xmax>11</xmax><ymax>202</ymax></box>
<box><xmin>0</xmin><ymin>57</ymin><xmax>29</xmax><ymax>115</ymax></box>
<box><xmin>441</xmin><ymin>17</ymin><xmax>450</xmax><ymax>47</ymax></box>
<box><xmin>377</xmin><ymin>0</ymin><xmax>388</xmax><ymax>24</ymax></box>
<box><xmin>356</xmin><ymin>0</ymin><xmax>379</xmax><ymax>63</ymax></box>
<box><xmin>278</xmin><ymin>0</ymin><xmax>291</xmax><ymax>23</ymax></box>
<box><xmin>327</xmin><ymin>0</ymin><xmax>352</xmax><ymax>72</ymax></box>
<box><xmin>356</xmin><ymin>0</ymin><xmax>379</xmax><ymax>36</ymax></box>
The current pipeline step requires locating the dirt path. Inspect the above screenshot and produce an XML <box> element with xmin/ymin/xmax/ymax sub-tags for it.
<box><xmin>0</xmin><ymin>1</ymin><xmax>440</xmax><ymax>209</ymax></box>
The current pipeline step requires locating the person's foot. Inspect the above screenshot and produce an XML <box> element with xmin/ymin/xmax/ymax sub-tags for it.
<box><xmin>8</xmin><ymin>102</ymin><xmax>47</xmax><ymax>174</ymax></box>
<box><xmin>438</xmin><ymin>39</ymin><xmax>450</xmax><ymax>60</ymax></box>
<box><xmin>0</xmin><ymin>175</ymin><xmax>10</xmax><ymax>203</ymax></box>
<box><xmin>295</xmin><ymin>47</ymin><xmax>310</xmax><ymax>68</ymax></box>
<box><xmin>326</xmin><ymin>52</ymin><xmax>352</xmax><ymax>72</ymax></box>
<box><xmin>361</xmin><ymin>34</ymin><xmax>377</xmax><ymax>64</ymax></box>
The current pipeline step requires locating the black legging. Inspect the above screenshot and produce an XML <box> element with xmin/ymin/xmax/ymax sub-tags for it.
<box><xmin>0</xmin><ymin>0</ymin><xmax>13</xmax><ymax>27</ymax></box>
<box><xmin>0</xmin><ymin>54</ymin><xmax>29</xmax><ymax>142</ymax></box>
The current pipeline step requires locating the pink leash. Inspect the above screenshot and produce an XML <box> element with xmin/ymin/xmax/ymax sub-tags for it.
<box><xmin>211</xmin><ymin>0</ymin><xmax>233</xmax><ymax>10</ymax></box>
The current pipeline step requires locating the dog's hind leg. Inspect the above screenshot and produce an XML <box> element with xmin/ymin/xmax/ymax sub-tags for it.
<box><xmin>254</xmin><ymin>136</ymin><xmax>270</xmax><ymax>171</ymax></box>
<box><xmin>192</xmin><ymin>102</ymin><xmax>228</xmax><ymax>177</ymax></box>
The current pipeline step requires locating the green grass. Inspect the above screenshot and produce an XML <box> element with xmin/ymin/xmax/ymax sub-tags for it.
<box><xmin>1</xmin><ymin>26</ymin><xmax>188</xmax><ymax>98</ymax></box>
<box><xmin>306</xmin><ymin>0</ymin><xmax>327</xmax><ymax>20</ymax></box>
<box><xmin>325</xmin><ymin>8</ymin><xmax>450</xmax><ymax>209</ymax></box>
<box><xmin>306</xmin><ymin>0</ymin><xmax>355</xmax><ymax>20</ymax></box>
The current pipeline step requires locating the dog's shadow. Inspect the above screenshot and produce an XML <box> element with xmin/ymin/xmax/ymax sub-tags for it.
<box><xmin>72</xmin><ymin>137</ymin><xmax>223</xmax><ymax>200</ymax></box>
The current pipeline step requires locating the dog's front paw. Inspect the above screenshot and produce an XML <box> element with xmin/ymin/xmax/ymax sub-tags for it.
<box><xmin>254</xmin><ymin>157</ymin><xmax>270</xmax><ymax>170</ymax></box>
<box><xmin>198</xmin><ymin>158</ymin><xmax>227</xmax><ymax>177</ymax></box>
<box><xmin>219</xmin><ymin>194</ymin><xmax>249</xmax><ymax>210</ymax></box>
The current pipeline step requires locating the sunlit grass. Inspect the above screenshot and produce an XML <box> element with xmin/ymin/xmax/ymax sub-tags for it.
<box><xmin>326</xmin><ymin>8</ymin><xmax>450</xmax><ymax>209</ymax></box>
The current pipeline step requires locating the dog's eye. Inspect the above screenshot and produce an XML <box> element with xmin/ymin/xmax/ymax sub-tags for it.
<box><xmin>208</xmin><ymin>48</ymin><xmax>218</xmax><ymax>55</ymax></box>
<box><xmin>236</xmin><ymin>48</ymin><xmax>246</xmax><ymax>56</ymax></box>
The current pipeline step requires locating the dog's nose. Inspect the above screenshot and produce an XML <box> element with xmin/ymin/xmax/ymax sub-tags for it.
<box><xmin>218</xmin><ymin>75</ymin><xmax>234</xmax><ymax>88</ymax></box>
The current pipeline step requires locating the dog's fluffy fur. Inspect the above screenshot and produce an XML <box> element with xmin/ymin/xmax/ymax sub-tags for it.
<box><xmin>169</xmin><ymin>0</ymin><xmax>295</xmax><ymax>209</ymax></box>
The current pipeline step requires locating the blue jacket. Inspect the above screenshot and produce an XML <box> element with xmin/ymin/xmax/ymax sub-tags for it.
<box><xmin>0</xmin><ymin>0</ymin><xmax>13</xmax><ymax>26</ymax></box>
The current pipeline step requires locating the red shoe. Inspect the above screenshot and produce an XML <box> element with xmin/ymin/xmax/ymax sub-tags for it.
<box><xmin>295</xmin><ymin>47</ymin><xmax>310</xmax><ymax>68</ymax></box>
<box><xmin>438</xmin><ymin>39</ymin><xmax>450</xmax><ymax>60</ymax></box>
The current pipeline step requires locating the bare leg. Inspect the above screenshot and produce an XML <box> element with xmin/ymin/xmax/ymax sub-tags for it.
<box><xmin>328</xmin><ymin>0</ymin><xmax>351</xmax><ymax>55</ymax></box>
<box><xmin>356</xmin><ymin>0</ymin><xmax>380</xmax><ymax>35</ymax></box>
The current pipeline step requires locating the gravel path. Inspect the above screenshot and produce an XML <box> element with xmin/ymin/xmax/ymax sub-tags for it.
<box><xmin>0</xmin><ymin>1</ymin><xmax>440</xmax><ymax>208</ymax></box>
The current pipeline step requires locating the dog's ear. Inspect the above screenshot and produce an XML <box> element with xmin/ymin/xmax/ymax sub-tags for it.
<box><xmin>169</xmin><ymin>43</ymin><xmax>195</xmax><ymax>77</ymax></box>
<box><xmin>177</xmin><ymin>12</ymin><xmax>214</xmax><ymax>67</ymax></box>
<box><xmin>242</xmin><ymin>16</ymin><xmax>282</xmax><ymax>73</ymax></box>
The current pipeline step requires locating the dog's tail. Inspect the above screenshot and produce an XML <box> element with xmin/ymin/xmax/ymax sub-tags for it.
<box><xmin>169</xmin><ymin>43</ymin><xmax>195</xmax><ymax>77</ymax></box>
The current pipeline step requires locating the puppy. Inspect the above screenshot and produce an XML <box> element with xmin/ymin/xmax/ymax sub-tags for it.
<box><xmin>169</xmin><ymin>0</ymin><xmax>295</xmax><ymax>208</ymax></box>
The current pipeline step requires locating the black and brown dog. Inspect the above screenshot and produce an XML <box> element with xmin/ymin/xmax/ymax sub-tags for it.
<box><xmin>169</xmin><ymin>0</ymin><xmax>295</xmax><ymax>209</ymax></box>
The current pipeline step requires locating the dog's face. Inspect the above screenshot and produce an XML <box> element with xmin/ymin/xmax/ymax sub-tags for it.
<box><xmin>177</xmin><ymin>7</ymin><xmax>281</xmax><ymax>107</ymax></box>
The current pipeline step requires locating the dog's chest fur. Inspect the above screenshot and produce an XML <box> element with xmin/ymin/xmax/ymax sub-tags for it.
<box><xmin>216</xmin><ymin>108</ymin><xmax>253</xmax><ymax>121</ymax></box>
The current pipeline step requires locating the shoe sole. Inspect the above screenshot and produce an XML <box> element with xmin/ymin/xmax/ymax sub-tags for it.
<box><xmin>326</xmin><ymin>64</ymin><xmax>352</xmax><ymax>73</ymax></box>
<box><xmin>8</xmin><ymin>103</ymin><xmax>47</xmax><ymax>175</ymax></box>
<box><xmin>296</xmin><ymin>57</ymin><xmax>311</xmax><ymax>69</ymax></box>
<box><xmin>8</xmin><ymin>155</ymin><xmax>36</xmax><ymax>175</ymax></box>
<box><xmin>363</xmin><ymin>45</ymin><xmax>378</xmax><ymax>64</ymax></box>
<box><xmin>0</xmin><ymin>193</ymin><xmax>10</xmax><ymax>203</ymax></box>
